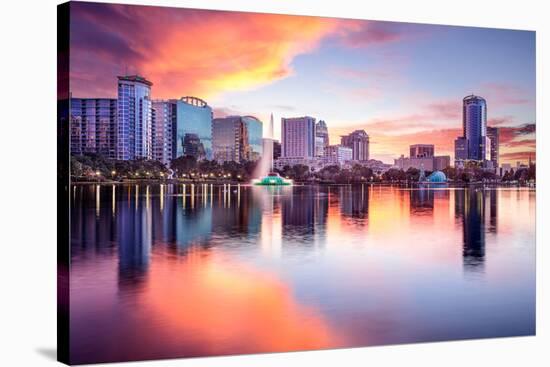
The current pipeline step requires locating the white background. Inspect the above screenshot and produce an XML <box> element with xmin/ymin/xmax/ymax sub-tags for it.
<box><xmin>0</xmin><ymin>0</ymin><xmax>547</xmax><ymax>365</ymax></box>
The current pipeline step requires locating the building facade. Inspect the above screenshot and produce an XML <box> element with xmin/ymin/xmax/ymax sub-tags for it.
<box><xmin>341</xmin><ymin>130</ymin><xmax>369</xmax><ymax>161</ymax></box>
<box><xmin>434</xmin><ymin>155</ymin><xmax>451</xmax><ymax>171</ymax></box>
<box><xmin>212</xmin><ymin>117</ymin><xmax>250</xmax><ymax>163</ymax></box>
<box><xmin>486</xmin><ymin>126</ymin><xmax>500</xmax><ymax>168</ymax></box>
<box><xmin>70</xmin><ymin>98</ymin><xmax>117</xmax><ymax>158</ymax></box>
<box><xmin>326</xmin><ymin>145</ymin><xmax>353</xmax><ymax>165</ymax></box>
<box><xmin>315</xmin><ymin>120</ymin><xmax>329</xmax><ymax>155</ymax></box>
<box><xmin>151</xmin><ymin>99</ymin><xmax>177</xmax><ymax>166</ymax></box>
<box><xmin>462</xmin><ymin>94</ymin><xmax>488</xmax><ymax>161</ymax></box>
<box><xmin>176</xmin><ymin>96</ymin><xmax>213</xmax><ymax>160</ymax></box>
<box><xmin>281</xmin><ymin>116</ymin><xmax>316</xmax><ymax>158</ymax></box>
<box><xmin>410</xmin><ymin>144</ymin><xmax>434</xmax><ymax>158</ymax></box>
<box><xmin>116</xmin><ymin>75</ymin><xmax>153</xmax><ymax>160</ymax></box>
<box><xmin>454</xmin><ymin>136</ymin><xmax>468</xmax><ymax>163</ymax></box>
<box><xmin>241</xmin><ymin>116</ymin><xmax>263</xmax><ymax>161</ymax></box>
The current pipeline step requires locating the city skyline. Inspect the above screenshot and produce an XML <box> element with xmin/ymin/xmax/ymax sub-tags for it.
<box><xmin>70</xmin><ymin>2</ymin><xmax>535</xmax><ymax>164</ymax></box>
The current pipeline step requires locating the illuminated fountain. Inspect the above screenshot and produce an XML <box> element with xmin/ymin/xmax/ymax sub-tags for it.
<box><xmin>252</xmin><ymin>113</ymin><xmax>292</xmax><ymax>186</ymax></box>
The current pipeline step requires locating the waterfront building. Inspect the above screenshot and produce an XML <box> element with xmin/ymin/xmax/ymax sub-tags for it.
<box><xmin>341</xmin><ymin>130</ymin><xmax>369</xmax><ymax>161</ymax></box>
<box><xmin>463</xmin><ymin>94</ymin><xmax>488</xmax><ymax>161</ymax></box>
<box><xmin>315</xmin><ymin>120</ymin><xmax>329</xmax><ymax>155</ymax></box>
<box><xmin>434</xmin><ymin>155</ymin><xmax>451</xmax><ymax>171</ymax></box>
<box><xmin>315</xmin><ymin>136</ymin><xmax>325</xmax><ymax>157</ymax></box>
<box><xmin>241</xmin><ymin>116</ymin><xmax>263</xmax><ymax>161</ymax></box>
<box><xmin>394</xmin><ymin>155</ymin><xmax>434</xmax><ymax>171</ymax></box>
<box><xmin>70</xmin><ymin>98</ymin><xmax>117</xmax><ymax>158</ymax></box>
<box><xmin>175</xmin><ymin>96</ymin><xmax>213</xmax><ymax>160</ymax></box>
<box><xmin>212</xmin><ymin>116</ymin><xmax>250</xmax><ymax>163</ymax></box>
<box><xmin>151</xmin><ymin>99</ymin><xmax>177</xmax><ymax>166</ymax></box>
<box><xmin>454</xmin><ymin>136</ymin><xmax>468</xmax><ymax>166</ymax></box>
<box><xmin>281</xmin><ymin>116</ymin><xmax>316</xmax><ymax>158</ymax></box>
<box><xmin>410</xmin><ymin>144</ymin><xmax>434</xmax><ymax>158</ymax></box>
<box><xmin>326</xmin><ymin>145</ymin><xmax>353</xmax><ymax>165</ymax></box>
<box><xmin>116</xmin><ymin>75</ymin><xmax>153</xmax><ymax>160</ymax></box>
<box><xmin>182</xmin><ymin>133</ymin><xmax>206</xmax><ymax>160</ymax></box>
<box><xmin>273</xmin><ymin>140</ymin><xmax>282</xmax><ymax>160</ymax></box>
<box><xmin>487</xmin><ymin>126</ymin><xmax>500</xmax><ymax>168</ymax></box>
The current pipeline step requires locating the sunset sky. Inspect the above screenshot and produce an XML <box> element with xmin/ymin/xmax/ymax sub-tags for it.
<box><xmin>70</xmin><ymin>2</ymin><xmax>536</xmax><ymax>164</ymax></box>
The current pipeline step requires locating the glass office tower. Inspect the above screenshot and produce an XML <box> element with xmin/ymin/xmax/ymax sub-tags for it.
<box><xmin>70</xmin><ymin>98</ymin><xmax>117</xmax><ymax>158</ymax></box>
<box><xmin>117</xmin><ymin>75</ymin><xmax>153</xmax><ymax>160</ymax></box>
<box><xmin>463</xmin><ymin>95</ymin><xmax>487</xmax><ymax>161</ymax></box>
<box><xmin>175</xmin><ymin>96</ymin><xmax>213</xmax><ymax>160</ymax></box>
<box><xmin>241</xmin><ymin>116</ymin><xmax>263</xmax><ymax>161</ymax></box>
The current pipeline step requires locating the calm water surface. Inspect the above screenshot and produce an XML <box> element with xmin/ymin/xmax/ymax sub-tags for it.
<box><xmin>70</xmin><ymin>184</ymin><xmax>535</xmax><ymax>364</ymax></box>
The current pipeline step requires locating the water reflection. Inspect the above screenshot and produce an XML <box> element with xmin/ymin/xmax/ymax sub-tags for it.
<box><xmin>70</xmin><ymin>184</ymin><xmax>535</xmax><ymax>364</ymax></box>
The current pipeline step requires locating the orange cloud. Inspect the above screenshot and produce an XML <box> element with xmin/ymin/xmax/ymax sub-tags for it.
<box><xmin>70</xmin><ymin>3</ymin><xmax>340</xmax><ymax>99</ymax></box>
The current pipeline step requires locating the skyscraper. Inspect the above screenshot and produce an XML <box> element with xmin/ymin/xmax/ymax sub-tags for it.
<box><xmin>315</xmin><ymin>120</ymin><xmax>329</xmax><ymax>156</ymax></box>
<box><xmin>281</xmin><ymin>116</ymin><xmax>316</xmax><ymax>158</ymax></box>
<box><xmin>212</xmin><ymin>116</ymin><xmax>250</xmax><ymax>163</ymax></box>
<box><xmin>151</xmin><ymin>99</ymin><xmax>177</xmax><ymax>166</ymax></box>
<box><xmin>241</xmin><ymin>116</ymin><xmax>263</xmax><ymax>161</ymax></box>
<box><xmin>175</xmin><ymin>96</ymin><xmax>213</xmax><ymax>160</ymax></box>
<box><xmin>341</xmin><ymin>130</ymin><xmax>369</xmax><ymax>161</ymax></box>
<box><xmin>116</xmin><ymin>75</ymin><xmax>153</xmax><ymax>160</ymax></box>
<box><xmin>486</xmin><ymin>126</ymin><xmax>500</xmax><ymax>168</ymax></box>
<box><xmin>70</xmin><ymin>98</ymin><xmax>117</xmax><ymax>158</ymax></box>
<box><xmin>454</xmin><ymin>136</ymin><xmax>468</xmax><ymax>161</ymax></box>
<box><xmin>462</xmin><ymin>94</ymin><xmax>487</xmax><ymax>161</ymax></box>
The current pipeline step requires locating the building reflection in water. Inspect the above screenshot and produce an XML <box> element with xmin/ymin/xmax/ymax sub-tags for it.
<box><xmin>339</xmin><ymin>184</ymin><xmax>369</xmax><ymax>221</ymax></box>
<box><xmin>454</xmin><ymin>188</ymin><xmax>498</xmax><ymax>274</ymax></box>
<box><xmin>117</xmin><ymin>185</ymin><xmax>152</xmax><ymax>286</ymax></box>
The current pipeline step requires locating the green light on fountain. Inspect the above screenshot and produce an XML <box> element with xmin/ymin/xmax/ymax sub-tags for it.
<box><xmin>253</xmin><ymin>172</ymin><xmax>292</xmax><ymax>186</ymax></box>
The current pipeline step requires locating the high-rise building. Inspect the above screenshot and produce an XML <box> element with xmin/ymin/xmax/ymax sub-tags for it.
<box><xmin>70</xmin><ymin>98</ymin><xmax>117</xmax><ymax>158</ymax></box>
<box><xmin>410</xmin><ymin>144</ymin><xmax>434</xmax><ymax>158</ymax></box>
<box><xmin>241</xmin><ymin>116</ymin><xmax>263</xmax><ymax>161</ymax></box>
<box><xmin>315</xmin><ymin>120</ymin><xmax>329</xmax><ymax>155</ymax></box>
<box><xmin>212</xmin><ymin>116</ymin><xmax>250</xmax><ymax>163</ymax></box>
<box><xmin>486</xmin><ymin>126</ymin><xmax>500</xmax><ymax>168</ymax></box>
<box><xmin>182</xmin><ymin>133</ymin><xmax>206</xmax><ymax>160</ymax></box>
<box><xmin>341</xmin><ymin>130</ymin><xmax>369</xmax><ymax>161</ymax></box>
<box><xmin>175</xmin><ymin>96</ymin><xmax>213</xmax><ymax>160</ymax></box>
<box><xmin>281</xmin><ymin>116</ymin><xmax>316</xmax><ymax>158</ymax></box>
<box><xmin>462</xmin><ymin>94</ymin><xmax>487</xmax><ymax>161</ymax></box>
<box><xmin>151</xmin><ymin>99</ymin><xmax>177</xmax><ymax>166</ymax></box>
<box><xmin>326</xmin><ymin>145</ymin><xmax>353</xmax><ymax>165</ymax></box>
<box><xmin>273</xmin><ymin>140</ymin><xmax>282</xmax><ymax>160</ymax></box>
<box><xmin>116</xmin><ymin>75</ymin><xmax>153</xmax><ymax>160</ymax></box>
<box><xmin>315</xmin><ymin>136</ymin><xmax>325</xmax><ymax>157</ymax></box>
<box><xmin>454</xmin><ymin>136</ymin><xmax>468</xmax><ymax>162</ymax></box>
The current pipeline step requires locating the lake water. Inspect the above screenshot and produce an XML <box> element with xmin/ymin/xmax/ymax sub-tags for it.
<box><xmin>70</xmin><ymin>184</ymin><xmax>536</xmax><ymax>364</ymax></box>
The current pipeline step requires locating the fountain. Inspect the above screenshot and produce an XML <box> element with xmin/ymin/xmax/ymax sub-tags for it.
<box><xmin>252</xmin><ymin>113</ymin><xmax>292</xmax><ymax>186</ymax></box>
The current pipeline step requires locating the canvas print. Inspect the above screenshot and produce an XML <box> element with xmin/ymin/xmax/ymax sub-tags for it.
<box><xmin>57</xmin><ymin>1</ymin><xmax>536</xmax><ymax>365</ymax></box>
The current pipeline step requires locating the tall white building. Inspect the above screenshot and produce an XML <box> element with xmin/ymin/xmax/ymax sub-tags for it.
<box><xmin>116</xmin><ymin>75</ymin><xmax>153</xmax><ymax>160</ymax></box>
<box><xmin>281</xmin><ymin>116</ymin><xmax>316</xmax><ymax>158</ymax></box>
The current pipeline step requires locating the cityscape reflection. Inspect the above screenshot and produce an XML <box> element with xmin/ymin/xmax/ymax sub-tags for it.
<box><xmin>70</xmin><ymin>184</ymin><xmax>535</xmax><ymax>364</ymax></box>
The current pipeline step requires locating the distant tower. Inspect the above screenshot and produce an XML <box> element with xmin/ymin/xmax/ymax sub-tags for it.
<box><xmin>463</xmin><ymin>95</ymin><xmax>487</xmax><ymax>161</ymax></box>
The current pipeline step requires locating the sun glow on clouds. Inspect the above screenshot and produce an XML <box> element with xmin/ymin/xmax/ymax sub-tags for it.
<box><xmin>70</xmin><ymin>2</ymin><xmax>535</xmax><ymax>165</ymax></box>
<box><xmin>71</xmin><ymin>3</ymin><xmax>340</xmax><ymax>99</ymax></box>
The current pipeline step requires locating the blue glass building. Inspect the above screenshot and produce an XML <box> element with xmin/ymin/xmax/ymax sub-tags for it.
<box><xmin>463</xmin><ymin>95</ymin><xmax>487</xmax><ymax>161</ymax></box>
<box><xmin>116</xmin><ymin>75</ymin><xmax>153</xmax><ymax>160</ymax></box>
<box><xmin>242</xmin><ymin>116</ymin><xmax>263</xmax><ymax>161</ymax></box>
<box><xmin>176</xmin><ymin>96</ymin><xmax>213</xmax><ymax>160</ymax></box>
